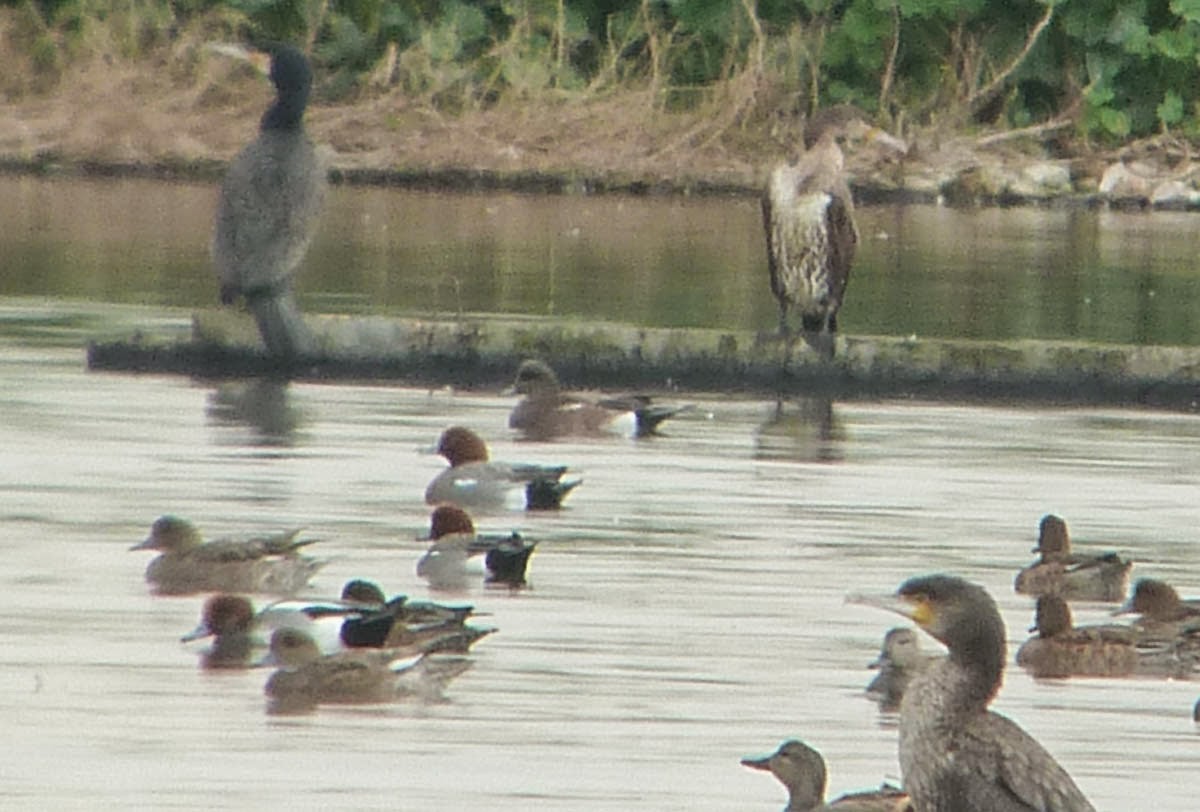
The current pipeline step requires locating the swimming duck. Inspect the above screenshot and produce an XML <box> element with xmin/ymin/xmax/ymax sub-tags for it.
<box><xmin>1014</xmin><ymin>515</ymin><xmax>1131</xmax><ymax>602</ymax></box>
<box><xmin>424</xmin><ymin>426</ymin><xmax>581</xmax><ymax>511</ymax></box>
<box><xmin>865</xmin><ymin>627</ymin><xmax>939</xmax><ymax>712</ymax></box>
<box><xmin>417</xmin><ymin>505</ymin><xmax>536</xmax><ymax>590</ymax></box>
<box><xmin>181</xmin><ymin>590</ymin><xmax>390</xmax><ymax>666</ymax></box>
<box><xmin>1015</xmin><ymin>595</ymin><xmax>1139</xmax><ymax>679</ymax></box>
<box><xmin>506</xmin><ymin>358</ymin><xmax>691</xmax><ymax>440</ymax></box>
<box><xmin>180</xmin><ymin>594</ymin><xmax>261</xmax><ymax>669</ymax></box>
<box><xmin>130</xmin><ymin>515</ymin><xmax>323</xmax><ymax>595</ymax></box>
<box><xmin>741</xmin><ymin>739</ymin><xmax>911</xmax><ymax>811</ymax></box>
<box><xmin>212</xmin><ymin>44</ymin><xmax>326</xmax><ymax>359</ymax></box>
<box><xmin>261</xmin><ymin>627</ymin><xmax>475</xmax><ymax>713</ymax></box>
<box><xmin>1116</xmin><ymin>578</ymin><xmax>1200</xmax><ymax>626</ymax></box>
<box><xmin>335</xmin><ymin>579</ymin><xmax>484</xmax><ymax>651</ymax></box>
<box><xmin>852</xmin><ymin>574</ymin><xmax>1096</xmax><ymax>812</ymax></box>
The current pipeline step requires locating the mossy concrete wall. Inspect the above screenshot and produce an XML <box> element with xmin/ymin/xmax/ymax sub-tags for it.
<box><xmin>85</xmin><ymin>310</ymin><xmax>1200</xmax><ymax>410</ymax></box>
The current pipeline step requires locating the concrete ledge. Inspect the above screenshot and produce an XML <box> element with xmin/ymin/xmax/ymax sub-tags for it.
<box><xmin>85</xmin><ymin>311</ymin><xmax>1200</xmax><ymax>410</ymax></box>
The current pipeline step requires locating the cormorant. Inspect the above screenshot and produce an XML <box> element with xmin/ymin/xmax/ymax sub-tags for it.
<box><xmin>852</xmin><ymin>574</ymin><xmax>1095</xmax><ymax>811</ymax></box>
<box><xmin>763</xmin><ymin>106</ymin><xmax>904</xmax><ymax>359</ymax></box>
<box><xmin>212</xmin><ymin>43</ymin><xmax>325</xmax><ymax>359</ymax></box>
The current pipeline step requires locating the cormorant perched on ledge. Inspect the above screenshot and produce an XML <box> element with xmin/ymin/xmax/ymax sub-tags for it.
<box><xmin>763</xmin><ymin>106</ymin><xmax>905</xmax><ymax>359</ymax></box>
<box><xmin>212</xmin><ymin>43</ymin><xmax>326</xmax><ymax>359</ymax></box>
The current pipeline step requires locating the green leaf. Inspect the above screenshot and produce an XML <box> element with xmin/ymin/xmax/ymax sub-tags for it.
<box><xmin>1158</xmin><ymin>89</ymin><xmax>1185</xmax><ymax>125</ymax></box>
<box><xmin>1099</xmin><ymin>106</ymin><xmax>1131</xmax><ymax>136</ymax></box>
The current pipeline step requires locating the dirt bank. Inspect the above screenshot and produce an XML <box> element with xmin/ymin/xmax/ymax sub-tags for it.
<box><xmin>3</xmin><ymin>43</ymin><xmax>1195</xmax><ymax>207</ymax></box>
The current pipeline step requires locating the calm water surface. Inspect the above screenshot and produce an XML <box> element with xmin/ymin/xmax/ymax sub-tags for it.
<box><xmin>5</xmin><ymin>175</ymin><xmax>1200</xmax><ymax>344</ymax></box>
<box><xmin>1</xmin><ymin>301</ymin><xmax>1198</xmax><ymax>810</ymax></box>
<box><xmin>3</xmin><ymin>177</ymin><xmax>1200</xmax><ymax>808</ymax></box>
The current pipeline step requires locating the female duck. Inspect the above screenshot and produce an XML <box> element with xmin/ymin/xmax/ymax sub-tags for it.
<box><xmin>507</xmin><ymin>358</ymin><xmax>691</xmax><ymax>440</ymax></box>
<box><xmin>1014</xmin><ymin>514</ymin><xmax>1131</xmax><ymax>602</ymax></box>
<box><xmin>741</xmin><ymin>739</ymin><xmax>910</xmax><ymax>811</ymax></box>
<box><xmin>130</xmin><ymin>515</ymin><xmax>323</xmax><ymax>595</ymax></box>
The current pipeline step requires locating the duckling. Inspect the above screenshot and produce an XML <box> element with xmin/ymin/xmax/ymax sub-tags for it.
<box><xmin>1014</xmin><ymin>515</ymin><xmax>1131</xmax><ymax>602</ymax></box>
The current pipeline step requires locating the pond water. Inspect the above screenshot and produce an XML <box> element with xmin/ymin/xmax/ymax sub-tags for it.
<box><xmin>1</xmin><ymin>177</ymin><xmax>1199</xmax><ymax>809</ymax></box>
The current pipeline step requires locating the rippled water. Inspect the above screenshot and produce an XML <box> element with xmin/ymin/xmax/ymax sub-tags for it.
<box><xmin>2</xmin><ymin>302</ymin><xmax>1198</xmax><ymax>810</ymax></box>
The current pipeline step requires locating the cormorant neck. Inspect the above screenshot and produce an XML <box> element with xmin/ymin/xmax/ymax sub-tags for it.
<box><xmin>261</xmin><ymin>91</ymin><xmax>308</xmax><ymax>131</ymax></box>
<box><xmin>946</xmin><ymin>612</ymin><xmax>1006</xmax><ymax>708</ymax></box>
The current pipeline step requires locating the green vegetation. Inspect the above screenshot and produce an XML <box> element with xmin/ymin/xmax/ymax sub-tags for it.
<box><xmin>6</xmin><ymin>0</ymin><xmax>1200</xmax><ymax>141</ymax></box>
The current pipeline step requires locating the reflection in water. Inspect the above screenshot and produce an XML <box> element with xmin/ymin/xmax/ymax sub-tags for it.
<box><xmin>755</xmin><ymin>397</ymin><xmax>844</xmax><ymax>462</ymax></box>
<box><xmin>205</xmin><ymin>379</ymin><xmax>302</xmax><ymax>445</ymax></box>
<box><xmin>8</xmin><ymin>175</ymin><xmax>1200</xmax><ymax>345</ymax></box>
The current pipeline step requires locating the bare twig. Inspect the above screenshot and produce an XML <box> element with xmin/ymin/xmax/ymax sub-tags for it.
<box><xmin>878</xmin><ymin>1</ymin><xmax>900</xmax><ymax>114</ymax></box>
<box><xmin>967</xmin><ymin>1</ymin><xmax>1055</xmax><ymax>111</ymax></box>
<box><xmin>974</xmin><ymin>113</ymin><xmax>1074</xmax><ymax>146</ymax></box>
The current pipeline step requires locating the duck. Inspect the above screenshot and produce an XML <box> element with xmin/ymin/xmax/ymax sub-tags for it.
<box><xmin>1116</xmin><ymin>578</ymin><xmax>1200</xmax><ymax>626</ymax></box>
<box><xmin>865</xmin><ymin>627</ymin><xmax>939</xmax><ymax>712</ymax></box>
<box><xmin>1020</xmin><ymin>594</ymin><xmax>1196</xmax><ymax>679</ymax></box>
<box><xmin>506</xmin><ymin>358</ymin><xmax>691</xmax><ymax>440</ymax></box>
<box><xmin>1013</xmin><ymin>514</ymin><xmax>1131</xmax><ymax>602</ymax></box>
<box><xmin>1015</xmin><ymin>595</ymin><xmax>1139</xmax><ymax>679</ymax></box>
<box><xmin>211</xmin><ymin>44</ymin><xmax>325</xmax><ymax>359</ymax></box>
<box><xmin>181</xmin><ymin>590</ymin><xmax>393</xmax><ymax>666</ymax></box>
<box><xmin>335</xmin><ymin>579</ymin><xmax>487</xmax><ymax>652</ymax></box>
<box><xmin>851</xmin><ymin>574</ymin><xmax>1096</xmax><ymax>812</ymax></box>
<box><xmin>424</xmin><ymin>426</ymin><xmax>581</xmax><ymax>511</ymax></box>
<box><xmin>130</xmin><ymin>515</ymin><xmax>323</xmax><ymax>595</ymax></box>
<box><xmin>416</xmin><ymin>505</ymin><xmax>536</xmax><ymax>590</ymax></box>
<box><xmin>741</xmin><ymin>739</ymin><xmax>911</xmax><ymax>811</ymax></box>
<box><xmin>261</xmin><ymin>627</ymin><xmax>475</xmax><ymax>713</ymax></box>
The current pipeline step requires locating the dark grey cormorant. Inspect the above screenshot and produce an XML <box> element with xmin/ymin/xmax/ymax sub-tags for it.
<box><xmin>763</xmin><ymin>106</ymin><xmax>905</xmax><ymax>359</ymax></box>
<box><xmin>212</xmin><ymin>44</ymin><xmax>325</xmax><ymax>359</ymax></box>
<box><xmin>854</xmin><ymin>574</ymin><xmax>1095</xmax><ymax>812</ymax></box>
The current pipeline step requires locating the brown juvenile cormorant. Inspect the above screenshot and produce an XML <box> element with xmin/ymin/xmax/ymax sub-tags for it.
<box><xmin>853</xmin><ymin>574</ymin><xmax>1095</xmax><ymax>812</ymax></box>
<box><xmin>762</xmin><ymin>107</ymin><xmax>904</xmax><ymax>360</ymax></box>
<box><xmin>212</xmin><ymin>43</ymin><xmax>325</xmax><ymax>359</ymax></box>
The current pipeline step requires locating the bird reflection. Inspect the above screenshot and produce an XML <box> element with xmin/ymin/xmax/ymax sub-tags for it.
<box><xmin>755</xmin><ymin>397</ymin><xmax>844</xmax><ymax>462</ymax></box>
<box><xmin>206</xmin><ymin>379</ymin><xmax>301</xmax><ymax>445</ymax></box>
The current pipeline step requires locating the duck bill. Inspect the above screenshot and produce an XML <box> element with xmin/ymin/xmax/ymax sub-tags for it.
<box><xmin>180</xmin><ymin>623</ymin><xmax>215</xmax><ymax>643</ymax></box>
<box><xmin>739</xmin><ymin>755</ymin><xmax>772</xmax><ymax>771</ymax></box>
<box><xmin>128</xmin><ymin>536</ymin><xmax>157</xmax><ymax>551</ymax></box>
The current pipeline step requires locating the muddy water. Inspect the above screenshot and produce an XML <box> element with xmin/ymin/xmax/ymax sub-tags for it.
<box><xmin>1</xmin><ymin>302</ymin><xmax>1198</xmax><ymax>810</ymax></box>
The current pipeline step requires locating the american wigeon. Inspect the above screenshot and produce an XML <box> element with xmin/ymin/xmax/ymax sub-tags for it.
<box><xmin>741</xmin><ymin>739</ymin><xmax>911</xmax><ymax>811</ymax></box>
<box><xmin>417</xmin><ymin>505</ymin><xmax>536</xmax><ymax>590</ymax></box>
<box><xmin>130</xmin><ymin>515</ymin><xmax>323</xmax><ymax>595</ymax></box>
<box><xmin>1013</xmin><ymin>514</ymin><xmax>1131</xmax><ymax>602</ymax></box>
<box><xmin>864</xmin><ymin>627</ymin><xmax>938</xmax><ymax>713</ymax></box>
<box><xmin>507</xmin><ymin>358</ymin><xmax>691</xmax><ymax>440</ymax></box>
<box><xmin>424</xmin><ymin>426</ymin><xmax>580</xmax><ymax>511</ymax></box>
<box><xmin>261</xmin><ymin>628</ymin><xmax>475</xmax><ymax>713</ymax></box>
